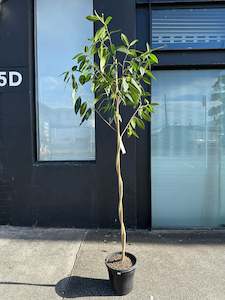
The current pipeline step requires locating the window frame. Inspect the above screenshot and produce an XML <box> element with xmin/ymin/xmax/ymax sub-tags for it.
<box><xmin>137</xmin><ymin>0</ymin><xmax>225</xmax><ymax>70</ymax></box>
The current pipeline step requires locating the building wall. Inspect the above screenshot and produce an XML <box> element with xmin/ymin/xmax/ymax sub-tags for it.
<box><xmin>0</xmin><ymin>0</ymin><xmax>150</xmax><ymax>228</ymax></box>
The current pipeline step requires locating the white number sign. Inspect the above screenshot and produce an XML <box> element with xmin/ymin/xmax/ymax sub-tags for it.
<box><xmin>0</xmin><ymin>71</ymin><xmax>23</xmax><ymax>87</ymax></box>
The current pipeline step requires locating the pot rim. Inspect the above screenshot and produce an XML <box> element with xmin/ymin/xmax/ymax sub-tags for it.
<box><xmin>105</xmin><ymin>251</ymin><xmax>137</xmax><ymax>273</ymax></box>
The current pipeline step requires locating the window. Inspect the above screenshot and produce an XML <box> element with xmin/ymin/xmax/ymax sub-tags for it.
<box><xmin>152</xmin><ymin>8</ymin><xmax>225</xmax><ymax>50</ymax></box>
<box><xmin>152</xmin><ymin>69</ymin><xmax>225</xmax><ymax>227</ymax></box>
<box><xmin>150</xmin><ymin>2</ymin><xmax>225</xmax><ymax>228</ymax></box>
<box><xmin>35</xmin><ymin>0</ymin><xmax>95</xmax><ymax>161</ymax></box>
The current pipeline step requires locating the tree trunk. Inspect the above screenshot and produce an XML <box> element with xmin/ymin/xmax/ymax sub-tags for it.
<box><xmin>115</xmin><ymin>103</ymin><xmax>126</xmax><ymax>261</ymax></box>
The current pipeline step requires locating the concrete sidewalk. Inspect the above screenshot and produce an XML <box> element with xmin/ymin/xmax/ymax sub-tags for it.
<box><xmin>0</xmin><ymin>227</ymin><xmax>225</xmax><ymax>300</ymax></box>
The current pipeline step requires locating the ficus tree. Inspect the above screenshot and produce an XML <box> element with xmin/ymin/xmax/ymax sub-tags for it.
<box><xmin>64</xmin><ymin>11</ymin><xmax>158</xmax><ymax>261</ymax></box>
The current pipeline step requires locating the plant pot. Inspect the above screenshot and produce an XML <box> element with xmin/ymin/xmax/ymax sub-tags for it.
<box><xmin>105</xmin><ymin>252</ymin><xmax>137</xmax><ymax>296</ymax></box>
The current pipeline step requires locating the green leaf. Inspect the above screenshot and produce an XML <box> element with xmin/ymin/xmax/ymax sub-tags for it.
<box><xmin>79</xmin><ymin>75</ymin><xmax>86</xmax><ymax>85</ymax></box>
<box><xmin>146</xmin><ymin>104</ymin><xmax>154</xmax><ymax>113</ymax></box>
<box><xmin>79</xmin><ymin>60</ymin><xmax>86</xmax><ymax>72</ymax></box>
<box><xmin>94</xmin><ymin>27</ymin><xmax>106</xmax><ymax>42</ymax></box>
<box><xmin>128</xmin><ymin>49</ymin><xmax>137</xmax><ymax>57</ymax></box>
<box><xmin>72</xmin><ymin>53</ymin><xmax>83</xmax><ymax>60</ymax></box>
<box><xmin>110</xmin><ymin>44</ymin><xmax>116</xmax><ymax>55</ymax></box>
<box><xmin>131</xmin><ymin>78</ymin><xmax>142</xmax><ymax>93</ymax></box>
<box><xmin>74</xmin><ymin>97</ymin><xmax>81</xmax><ymax>114</ymax></box>
<box><xmin>100</xmin><ymin>57</ymin><xmax>106</xmax><ymax>73</ymax></box>
<box><xmin>127</xmin><ymin>125</ymin><xmax>132</xmax><ymax>137</ymax></box>
<box><xmin>131</xmin><ymin>117</ymin><xmax>136</xmax><ymax>129</ymax></box>
<box><xmin>105</xmin><ymin>16</ymin><xmax>112</xmax><ymax>25</ymax></box>
<box><xmin>129</xmin><ymin>84</ymin><xmax>140</xmax><ymax>104</ymax></box>
<box><xmin>135</xmin><ymin>117</ymin><xmax>145</xmax><ymax>129</ymax></box>
<box><xmin>140</xmin><ymin>67</ymin><xmax>145</xmax><ymax>76</ymax></box>
<box><xmin>143</xmin><ymin>76</ymin><xmax>151</xmax><ymax>85</ymax></box>
<box><xmin>145</xmin><ymin>69</ymin><xmax>156</xmax><ymax>80</ymax></box>
<box><xmin>94</xmin><ymin>97</ymin><xmax>100</xmax><ymax>104</ymax></box>
<box><xmin>98</xmin><ymin>46</ymin><xmax>107</xmax><ymax>73</ymax></box>
<box><xmin>132</xmin><ymin>130</ymin><xmax>139</xmax><ymax>138</ymax></box>
<box><xmin>80</xmin><ymin>102</ymin><xmax>87</xmax><ymax>116</ymax></box>
<box><xmin>130</xmin><ymin>39</ymin><xmax>138</xmax><ymax>47</ymax></box>
<box><xmin>121</xmin><ymin>33</ymin><xmax>129</xmax><ymax>46</ymax></box>
<box><xmin>150</xmin><ymin>53</ymin><xmax>158</xmax><ymax>64</ymax></box>
<box><xmin>125</xmin><ymin>93</ymin><xmax>135</xmax><ymax>104</ymax></box>
<box><xmin>80</xmin><ymin>108</ymin><xmax>92</xmax><ymax>125</ymax></box>
<box><xmin>86</xmin><ymin>15</ymin><xmax>99</xmax><ymax>22</ymax></box>
<box><xmin>122</xmin><ymin>78</ymin><xmax>129</xmax><ymax>93</ymax></box>
<box><xmin>117</xmin><ymin>46</ymin><xmax>128</xmax><ymax>54</ymax></box>
<box><xmin>128</xmin><ymin>125</ymin><xmax>139</xmax><ymax>138</ymax></box>
<box><xmin>130</xmin><ymin>61</ymin><xmax>139</xmax><ymax>72</ymax></box>
<box><xmin>72</xmin><ymin>74</ymin><xmax>78</xmax><ymax>90</ymax></box>
<box><xmin>85</xmin><ymin>73</ymin><xmax>92</xmax><ymax>82</ymax></box>
<box><xmin>90</xmin><ymin>45</ymin><xmax>97</xmax><ymax>55</ymax></box>
<box><xmin>143</xmin><ymin>91</ymin><xmax>151</xmax><ymax>97</ymax></box>
<box><xmin>77</xmin><ymin>55</ymin><xmax>86</xmax><ymax>64</ymax></box>
<box><xmin>63</xmin><ymin>71</ymin><xmax>70</xmax><ymax>82</ymax></box>
<box><xmin>140</xmin><ymin>110</ymin><xmax>151</xmax><ymax>122</ymax></box>
<box><xmin>118</xmin><ymin>47</ymin><xmax>137</xmax><ymax>57</ymax></box>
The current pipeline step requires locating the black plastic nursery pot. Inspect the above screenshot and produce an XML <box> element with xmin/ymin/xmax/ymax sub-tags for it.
<box><xmin>105</xmin><ymin>252</ymin><xmax>137</xmax><ymax>296</ymax></box>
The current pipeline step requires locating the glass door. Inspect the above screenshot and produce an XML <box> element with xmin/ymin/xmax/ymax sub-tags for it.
<box><xmin>151</xmin><ymin>69</ymin><xmax>225</xmax><ymax>228</ymax></box>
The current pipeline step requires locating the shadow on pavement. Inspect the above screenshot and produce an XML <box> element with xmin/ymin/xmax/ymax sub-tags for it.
<box><xmin>55</xmin><ymin>276</ymin><xmax>115</xmax><ymax>298</ymax></box>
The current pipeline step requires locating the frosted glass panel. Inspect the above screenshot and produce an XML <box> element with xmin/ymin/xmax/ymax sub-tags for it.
<box><xmin>152</xmin><ymin>70</ymin><xmax>225</xmax><ymax>228</ymax></box>
<box><xmin>152</xmin><ymin>8</ymin><xmax>225</xmax><ymax>49</ymax></box>
<box><xmin>36</xmin><ymin>0</ymin><xmax>95</xmax><ymax>161</ymax></box>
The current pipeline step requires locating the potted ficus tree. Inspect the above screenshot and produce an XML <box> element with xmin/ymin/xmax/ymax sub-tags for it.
<box><xmin>64</xmin><ymin>11</ymin><xmax>158</xmax><ymax>296</ymax></box>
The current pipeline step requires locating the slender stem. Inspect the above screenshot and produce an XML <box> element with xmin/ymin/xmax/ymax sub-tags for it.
<box><xmin>114</xmin><ymin>58</ymin><xmax>126</xmax><ymax>262</ymax></box>
<box><xmin>121</xmin><ymin>104</ymin><xmax>142</xmax><ymax>137</ymax></box>
<box><xmin>115</xmin><ymin>102</ymin><xmax>126</xmax><ymax>261</ymax></box>
<box><xmin>96</xmin><ymin>97</ymin><xmax>108</xmax><ymax>111</ymax></box>
<box><xmin>105</xmin><ymin>26</ymin><xmax>113</xmax><ymax>48</ymax></box>
<box><xmin>122</xmin><ymin>45</ymin><xmax>131</xmax><ymax>76</ymax></box>
<box><xmin>95</xmin><ymin>109</ymin><xmax>116</xmax><ymax>131</ymax></box>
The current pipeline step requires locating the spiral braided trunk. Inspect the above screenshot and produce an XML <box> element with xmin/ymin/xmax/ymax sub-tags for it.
<box><xmin>115</xmin><ymin>104</ymin><xmax>126</xmax><ymax>261</ymax></box>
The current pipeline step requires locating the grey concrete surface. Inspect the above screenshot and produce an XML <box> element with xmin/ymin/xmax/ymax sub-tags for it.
<box><xmin>1</xmin><ymin>227</ymin><xmax>225</xmax><ymax>300</ymax></box>
<box><xmin>0</xmin><ymin>226</ymin><xmax>86</xmax><ymax>300</ymax></box>
<box><xmin>58</xmin><ymin>230</ymin><xmax>225</xmax><ymax>300</ymax></box>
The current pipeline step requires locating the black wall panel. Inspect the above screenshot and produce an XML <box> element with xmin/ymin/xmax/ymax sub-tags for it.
<box><xmin>0</xmin><ymin>0</ymin><xmax>29</xmax><ymax>67</ymax></box>
<box><xmin>0</xmin><ymin>0</ymin><xmax>149</xmax><ymax>229</ymax></box>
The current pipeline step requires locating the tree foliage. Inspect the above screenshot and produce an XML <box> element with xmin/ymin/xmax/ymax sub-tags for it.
<box><xmin>64</xmin><ymin>10</ymin><xmax>158</xmax><ymax>139</ymax></box>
